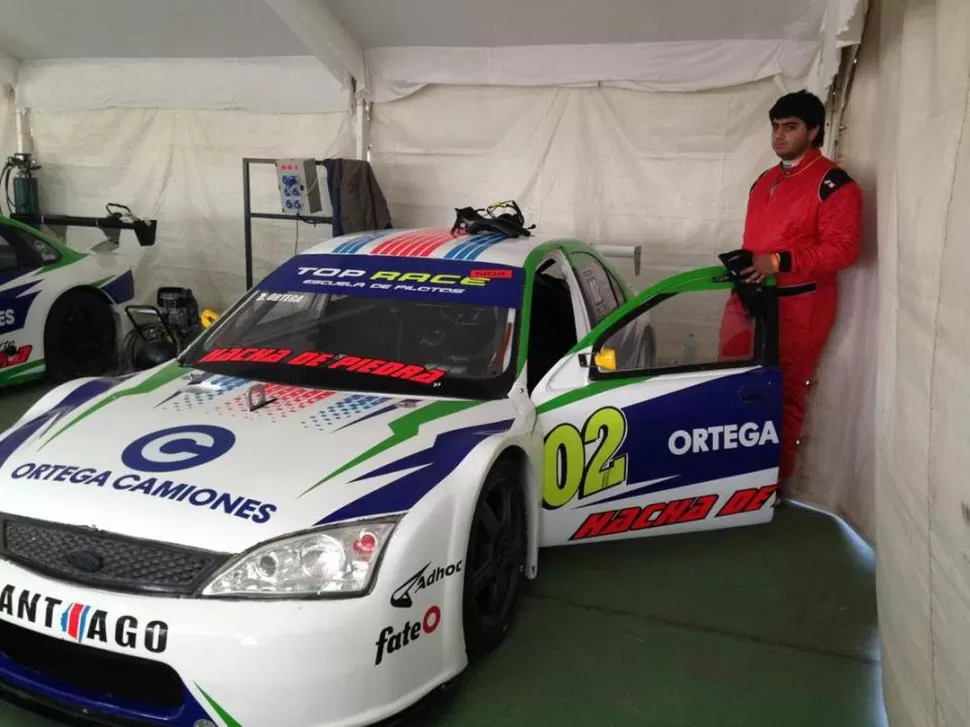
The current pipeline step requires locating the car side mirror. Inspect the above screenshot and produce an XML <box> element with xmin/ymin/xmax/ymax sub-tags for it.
<box><xmin>593</xmin><ymin>348</ymin><xmax>617</xmax><ymax>370</ymax></box>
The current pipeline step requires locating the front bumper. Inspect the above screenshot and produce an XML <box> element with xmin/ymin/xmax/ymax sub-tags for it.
<box><xmin>0</xmin><ymin>559</ymin><xmax>454</xmax><ymax>727</ymax></box>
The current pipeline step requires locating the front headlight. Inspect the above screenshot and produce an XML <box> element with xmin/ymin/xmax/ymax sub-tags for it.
<box><xmin>199</xmin><ymin>518</ymin><xmax>398</xmax><ymax>598</ymax></box>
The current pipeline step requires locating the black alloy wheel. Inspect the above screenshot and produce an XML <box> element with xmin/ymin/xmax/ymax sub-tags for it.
<box><xmin>462</xmin><ymin>456</ymin><xmax>527</xmax><ymax>659</ymax></box>
<box><xmin>44</xmin><ymin>289</ymin><xmax>117</xmax><ymax>382</ymax></box>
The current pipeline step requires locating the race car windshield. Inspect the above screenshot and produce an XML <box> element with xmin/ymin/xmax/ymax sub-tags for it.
<box><xmin>181</xmin><ymin>254</ymin><xmax>524</xmax><ymax>400</ymax></box>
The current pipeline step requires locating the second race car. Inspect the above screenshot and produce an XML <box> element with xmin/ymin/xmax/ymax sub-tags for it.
<box><xmin>0</xmin><ymin>214</ymin><xmax>139</xmax><ymax>386</ymax></box>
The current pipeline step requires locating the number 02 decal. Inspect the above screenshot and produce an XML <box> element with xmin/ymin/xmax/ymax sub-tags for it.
<box><xmin>543</xmin><ymin>406</ymin><xmax>629</xmax><ymax>509</ymax></box>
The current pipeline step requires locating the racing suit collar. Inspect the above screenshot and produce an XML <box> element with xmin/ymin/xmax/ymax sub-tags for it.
<box><xmin>778</xmin><ymin>147</ymin><xmax>823</xmax><ymax>176</ymax></box>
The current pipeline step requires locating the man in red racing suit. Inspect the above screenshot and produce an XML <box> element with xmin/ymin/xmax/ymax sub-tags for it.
<box><xmin>719</xmin><ymin>91</ymin><xmax>863</xmax><ymax>497</ymax></box>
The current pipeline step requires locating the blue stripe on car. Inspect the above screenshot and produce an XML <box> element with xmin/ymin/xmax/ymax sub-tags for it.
<box><xmin>314</xmin><ymin>418</ymin><xmax>514</xmax><ymax>525</ymax></box>
<box><xmin>456</xmin><ymin>233</ymin><xmax>508</xmax><ymax>260</ymax></box>
<box><xmin>566</xmin><ymin>369</ymin><xmax>782</xmax><ymax>512</ymax></box>
<box><xmin>0</xmin><ymin>650</ymin><xmax>215</xmax><ymax>727</ymax></box>
<box><xmin>0</xmin><ymin>378</ymin><xmax>122</xmax><ymax>470</ymax></box>
<box><xmin>332</xmin><ymin>230</ymin><xmax>390</xmax><ymax>254</ymax></box>
<box><xmin>100</xmin><ymin>270</ymin><xmax>135</xmax><ymax>304</ymax></box>
<box><xmin>444</xmin><ymin>232</ymin><xmax>505</xmax><ymax>260</ymax></box>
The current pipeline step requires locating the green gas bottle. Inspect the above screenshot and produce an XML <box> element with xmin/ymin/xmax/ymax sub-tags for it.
<box><xmin>13</xmin><ymin>174</ymin><xmax>40</xmax><ymax>215</ymax></box>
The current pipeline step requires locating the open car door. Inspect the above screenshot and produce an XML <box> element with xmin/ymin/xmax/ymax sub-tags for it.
<box><xmin>531</xmin><ymin>260</ymin><xmax>782</xmax><ymax>548</ymax></box>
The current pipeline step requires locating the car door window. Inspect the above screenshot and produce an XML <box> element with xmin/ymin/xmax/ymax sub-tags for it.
<box><xmin>526</xmin><ymin>255</ymin><xmax>583</xmax><ymax>393</ymax></box>
<box><xmin>0</xmin><ymin>224</ymin><xmax>54</xmax><ymax>272</ymax></box>
<box><xmin>570</xmin><ymin>252</ymin><xmax>621</xmax><ymax>326</ymax></box>
<box><xmin>607</xmin><ymin>271</ymin><xmax>628</xmax><ymax>305</ymax></box>
<box><xmin>595</xmin><ymin>287</ymin><xmax>759</xmax><ymax>376</ymax></box>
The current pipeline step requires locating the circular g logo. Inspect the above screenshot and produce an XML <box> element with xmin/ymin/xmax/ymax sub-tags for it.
<box><xmin>122</xmin><ymin>425</ymin><xmax>236</xmax><ymax>473</ymax></box>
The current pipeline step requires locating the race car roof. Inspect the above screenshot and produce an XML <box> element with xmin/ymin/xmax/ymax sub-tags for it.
<box><xmin>298</xmin><ymin>227</ymin><xmax>558</xmax><ymax>268</ymax></box>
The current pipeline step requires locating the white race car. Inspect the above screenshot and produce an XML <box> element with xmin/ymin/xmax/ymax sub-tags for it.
<box><xmin>0</xmin><ymin>225</ymin><xmax>783</xmax><ymax>726</ymax></box>
<box><xmin>0</xmin><ymin>214</ymin><xmax>137</xmax><ymax>386</ymax></box>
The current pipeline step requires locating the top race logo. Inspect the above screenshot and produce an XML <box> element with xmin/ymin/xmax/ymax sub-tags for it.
<box><xmin>121</xmin><ymin>425</ymin><xmax>236</xmax><ymax>473</ymax></box>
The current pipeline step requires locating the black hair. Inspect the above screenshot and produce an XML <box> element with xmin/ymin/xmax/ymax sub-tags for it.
<box><xmin>769</xmin><ymin>90</ymin><xmax>826</xmax><ymax>148</ymax></box>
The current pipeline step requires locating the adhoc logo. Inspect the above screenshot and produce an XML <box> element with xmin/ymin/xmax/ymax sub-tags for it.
<box><xmin>374</xmin><ymin>605</ymin><xmax>441</xmax><ymax>666</ymax></box>
<box><xmin>0</xmin><ymin>584</ymin><xmax>169</xmax><ymax>653</ymax></box>
<box><xmin>667</xmin><ymin>420</ymin><xmax>779</xmax><ymax>456</ymax></box>
<box><xmin>391</xmin><ymin>561</ymin><xmax>463</xmax><ymax>608</ymax></box>
<box><xmin>122</xmin><ymin>425</ymin><xmax>236</xmax><ymax>473</ymax></box>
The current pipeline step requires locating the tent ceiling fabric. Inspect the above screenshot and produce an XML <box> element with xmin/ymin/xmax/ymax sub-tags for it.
<box><xmin>0</xmin><ymin>0</ymin><xmax>302</xmax><ymax>59</ymax></box>
<box><xmin>357</xmin><ymin>0</ymin><xmax>868</xmax><ymax>101</ymax></box>
<box><xmin>326</xmin><ymin>0</ymin><xmax>832</xmax><ymax>47</ymax></box>
<box><xmin>14</xmin><ymin>57</ymin><xmax>350</xmax><ymax>114</ymax></box>
<box><xmin>0</xmin><ymin>0</ymin><xmax>866</xmax><ymax>112</ymax></box>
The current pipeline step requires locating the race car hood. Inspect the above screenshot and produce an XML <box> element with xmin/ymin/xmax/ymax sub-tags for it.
<box><xmin>0</xmin><ymin>363</ymin><xmax>523</xmax><ymax>554</ymax></box>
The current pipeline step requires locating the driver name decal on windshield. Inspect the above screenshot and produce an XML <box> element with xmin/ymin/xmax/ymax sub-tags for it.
<box><xmin>258</xmin><ymin>254</ymin><xmax>524</xmax><ymax>308</ymax></box>
<box><xmin>256</xmin><ymin>292</ymin><xmax>306</xmax><ymax>304</ymax></box>
<box><xmin>199</xmin><ymin>348</ymin><xmax>446</xmax><ymax>385</ymax></box>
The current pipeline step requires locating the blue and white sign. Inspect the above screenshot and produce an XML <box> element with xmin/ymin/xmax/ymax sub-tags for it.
<box><xmin>257</xmin><ymin>254</ymin><xmax>525</xmax><ymax>309</ymax></box>
<box><xmin>121</xmin><ymin>425</ymin><xmax>236</xmax><ymax>473</ymax></box>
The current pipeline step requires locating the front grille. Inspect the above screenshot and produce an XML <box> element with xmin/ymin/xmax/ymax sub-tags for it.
<box><xmin>0</xmin><ymin>618</ymin><xmax>184</xmax><ymax>715</ymax></box>
<box><xmin>0</xmin><ymin>514</ymin><xmax>231</xmax><ymax>595</ymax></box>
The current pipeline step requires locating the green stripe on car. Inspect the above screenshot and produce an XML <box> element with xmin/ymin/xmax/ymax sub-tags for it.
<box><xmin>299</xmin><ymin>398</ymin><xmax>484</xmax><ymax>497</ymax></box>
<box><xmin>0</xmin><ymin>359</ymin><xmax>45</xmax><ymax>387</ymax></box>
<box><xmin>39</xmin><ymin>361</ymin><xmax>186</xmax><ymax>448</ymax></box>
<box><xmin>197</xmin><ymin>685</ymin><xmax>243</xmax><ymax>727</ymax></box>
<box><xmin>535</xmin><ymin>375</ymin><xmax>650</xmax><ymax>414</ymax></box>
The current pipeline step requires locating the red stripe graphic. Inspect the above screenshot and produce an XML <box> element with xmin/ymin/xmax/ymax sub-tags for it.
<box><xmin>399</xmin><ymin>233</ymin><xmax>443</xmax><ymax>257</ymax></box>
<box><xmin>390</xmin><ymin>233</ymin><xmax>427</xmax><ymax>256</ymax></box>
<box><xmin>220</xmin><ymin>386</ymin><xmax>336</xmax><ymax>418</ymax></box>
<box><xmin>370</xmin><ymin>235</ymin><xmax>403</xmax><ymax>255</ymax></box>
<box><xmin>413</xmin><ymin>230</ymin><xmax>459</xmax><ymax>257</ymax></box>
<box><xmin>372</xmin><ymin>232</ymin><xmax>417</xmax><ymax>255</ymax></box>
<box><xmin>371</xmin><ymin>230</ymin><xmax>461</xmax><ymax>256</ymax></box>
<box><xmin>387</xmin><ymin>233</ymin><xmax>427</xmax><ymax>255</ymax></box>
<box><xmin>68</xmin><ymin>603</ymin><xmax>84</xmax><ymax>640</ymax></box>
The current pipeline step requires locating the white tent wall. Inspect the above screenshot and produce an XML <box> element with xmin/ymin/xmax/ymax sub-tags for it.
<box><xmin>368</xmin><ymin>80</ymin><xmax>783</xmax><ymax>288</ymax></box>
<box><xmin>0</xmin><ymin>52</ymin><xmax>17</xmax><ymax>185</ymax></box>
<box><xmin>788</xmin><ymin>53</ymin><xmax>880</xmax><ymax>535</ymax></box>
<box><xmin>18</xmin><ymin>105</ymin><xmax>353</xmax><ymax>309</ymax></box>
<box><xmin>831</xmin><ymin>0</ymin><xmax>970</xmax><ymax>724</ymax></box>
<box><xmin>0</xmin><ymin>84</ymin><xmax>14</xmax><ymax>172</ymax></box>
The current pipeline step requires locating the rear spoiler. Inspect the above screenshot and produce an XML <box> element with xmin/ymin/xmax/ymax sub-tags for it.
<box><xmin>596</xmin><ymin>244</ymin><xmax>642</xmax><ymax>276</ymax></box>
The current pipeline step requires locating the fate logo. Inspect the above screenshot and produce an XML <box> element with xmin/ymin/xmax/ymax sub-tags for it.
<box><xmin>374</xmin><ymin>605</ymin><xmax>442</xmax><ymax>665</ymax></box>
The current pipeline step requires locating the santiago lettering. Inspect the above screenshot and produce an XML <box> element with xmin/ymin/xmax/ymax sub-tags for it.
<box><xmin>10</xmin><ymin>462</ymin><xmax>277</xmax><ymax>524</ymax></box>
<box><xmin>668</xmin><ymin>420</ymin><xmax>779</xmax><ymax>456</ymax></box>
<box><xmin>0</xmin><ymin>584</ymin><xmax>169</xmax><ymax>653</ymax></box>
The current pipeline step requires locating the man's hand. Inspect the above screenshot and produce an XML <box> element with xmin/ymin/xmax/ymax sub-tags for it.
<box><xmin>741</xmin><ymin>253</ymin><xmax>778</xmax><ymax>283</ymax></box>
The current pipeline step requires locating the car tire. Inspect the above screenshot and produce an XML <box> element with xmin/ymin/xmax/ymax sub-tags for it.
<box><xmin>461</xmin><ymin>455</ymin><xmax>527</xmax><ymax>660</ymax></box>
<box><xmin>44</xmin><ymin>288</ymin><xmax>117</xmax><ymax>382</ymax></box>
